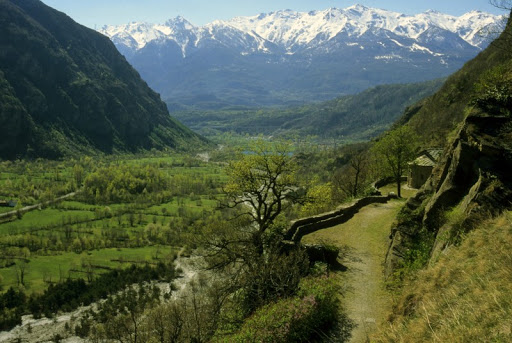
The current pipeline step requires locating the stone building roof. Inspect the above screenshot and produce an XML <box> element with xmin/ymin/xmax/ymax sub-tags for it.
<box><xmin>409</xmin><ymin>148</ymin><xmax>443</xmax><ymax>167</ymax></box>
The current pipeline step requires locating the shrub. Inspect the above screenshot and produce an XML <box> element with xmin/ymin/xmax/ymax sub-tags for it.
<box><xmin>224</xmin><ymin>275</ymin><xmax>348</xmax><ymax>342</ymax></box>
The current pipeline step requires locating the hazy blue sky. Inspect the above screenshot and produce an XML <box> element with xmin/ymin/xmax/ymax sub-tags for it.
<box><xmin>40</xmin><ymin>0</ymin><xmax>506</xmax><ymax>28</ymax></box>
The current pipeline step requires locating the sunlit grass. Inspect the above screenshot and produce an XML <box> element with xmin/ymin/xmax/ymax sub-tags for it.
<box><xmin>374</xmin><ymin>212</ymin><xmax>512</xmax><ymax>342</ymax></box>
<box><xmin>379</xmin><ymin>182</ymin><xmax>417</xmax><ymax>199</ymax></box>
<box><xmin>0</xmin><ymin>152</ymin><xmax>226</xmax><ymax>297</ymax></box>
<box><xmin>0</xmin><ymin>246</ymin><xmax>175</xmax><ymax>294</ymax></box>
<box><xmin>0</xmin><ymin>208</ymin><xmax>95</xmax><ymax>234</ymax></box>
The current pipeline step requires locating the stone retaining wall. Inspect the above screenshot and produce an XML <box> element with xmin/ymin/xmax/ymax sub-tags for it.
<box><xmin>372</xmin><ymin>176</ymin><xmax>408</xmax><ymax>189</ymax></box>
<box><xmin>285</xmin><ymin>195</ymin><xmax>396</xmax><ymax>243</ymax></box>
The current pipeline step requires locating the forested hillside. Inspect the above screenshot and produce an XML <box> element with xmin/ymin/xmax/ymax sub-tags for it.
<box><xmin>174</xmin><ymin>79</ymin><xmax>443</xmax><ymax>142</ymax></box>
<box><xmin>396</xmin><ymin>13</ymin><xmax>512</xmax><ymax>146</ymax></box>
<box><xmin>0</xmin><ymin>0</ymin><xmax>206</xmax><ymax>160</ymax></box>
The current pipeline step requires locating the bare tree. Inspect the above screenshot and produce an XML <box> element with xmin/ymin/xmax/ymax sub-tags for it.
<box><xmin>484</xmin><ymin>1</ymin><xmax>512</xmax><ymax>51</ymax></box>
<box><xmin>15</xmin><ymin>259</ymin><xmax>28</xmax><ymax>287</ymax></box>
<box><xmin>332</xmin><ymin>150</ymin><xmax>370</xmax><ymax>200</ymax></box>
<box><xmin>143</xmin><ymin>303</ymin><xmax>184</xmax><ymax>343</ymax></box>
<box><xmin>490</xmin><ymin>0</ymin><xmax>512</xmax><ymax>10</ymax></box>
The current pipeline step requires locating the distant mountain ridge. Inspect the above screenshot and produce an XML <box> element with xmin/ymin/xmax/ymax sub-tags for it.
<box><xmin>0</xmin><ymin>0</ymin><xmax>206</xmax><ymax>159</ymax></box>
<box><xmin>102</xmin><ymin>5</ymin><xmax>497</xmax><ymax>54</ymax></box>
<box><xmin>99</xmin><ymin>5</ymin><xmax>502</xmax><ymax>109</ymax></box>
<box><xmin>174</xmin><ymin>78</ymin><xmax>444</xmax><ymax>142</ymax></box>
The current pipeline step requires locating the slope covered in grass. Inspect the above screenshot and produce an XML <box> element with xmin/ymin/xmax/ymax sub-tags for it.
<box><xmin>375</xmin><ymin>213</ymin><xmax>512</xmax><ymax>342</ymax></box>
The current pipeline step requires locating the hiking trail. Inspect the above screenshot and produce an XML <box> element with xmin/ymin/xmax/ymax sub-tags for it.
<box><xmin>303</xmin><ymin>198</ymin><xmax>406</xmax><ymax>342</ymax></box>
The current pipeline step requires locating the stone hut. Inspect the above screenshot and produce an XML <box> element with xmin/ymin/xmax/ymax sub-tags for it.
<box><xmin>408</xmin><ymin>149</ymin><xmax>443</xmax><ymax>189</ymax></box>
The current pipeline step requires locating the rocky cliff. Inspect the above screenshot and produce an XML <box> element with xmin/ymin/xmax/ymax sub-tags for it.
<box><xmin>384</xmin><ymin>10</ymin><xmax>512</xmax><ymax>276</ymax></box>
<box><xmin>385</xmin><ymin>112</ymin><xmax>512</xmax><ymax>276</ymax></box>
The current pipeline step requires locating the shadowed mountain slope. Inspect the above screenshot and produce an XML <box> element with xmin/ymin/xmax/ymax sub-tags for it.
<box><xmin>0</xmin><ymin>0</ymin><xmax>206</xmax><ymax>159</ymax></box>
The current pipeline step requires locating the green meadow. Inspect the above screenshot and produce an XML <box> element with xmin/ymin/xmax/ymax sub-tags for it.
<box><xmin>0</xmin><ymin>153</ymin><xmax>226</xmax><ymax>294</ymax></box>
<box><xmin>0</xmin><ymin>246</ymin><xmax>176</xmax><ymax>292</ymax></box>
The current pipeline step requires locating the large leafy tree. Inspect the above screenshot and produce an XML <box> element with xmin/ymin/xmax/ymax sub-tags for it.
<box><xmin>372</xmin><ymin>126</ymin><xmax>416</xmax><ymax>197</ymax></box>
<box><xmin>199</xmin><ymin>142</ymin><xmax>307</xmax><ymax>317</ymax></box>
<box><xmin>224</xmin><ymin>141</ymin><xmax>300</xmax><ymax>253</ymax></box>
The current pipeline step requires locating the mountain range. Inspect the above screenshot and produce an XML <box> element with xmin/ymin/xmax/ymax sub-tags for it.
<box><xmin>100</xmin><ymin>5</ymin><xmax>503</xmax><ymax>109</ymax></box>
<box><xmin>0</xmin><ymin>0</ymin><xmax>206</xmax><ymax>159</ymax></box>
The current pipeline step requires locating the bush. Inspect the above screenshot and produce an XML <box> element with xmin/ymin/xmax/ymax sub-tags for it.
<box><xmin>238</xmin><ymin>246</ymin><xmax>309</xmax><ymax>315</ymax></box>
<box><xmin>225</xmin><ymin>275</ymin><xmax>349</xmax><ymax>342</ymax></box>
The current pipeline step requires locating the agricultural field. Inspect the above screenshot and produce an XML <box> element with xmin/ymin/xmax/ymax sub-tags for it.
<box><xmin>0</xmin><ymin>153</ymin><xmax>227</xmax><ymax>295</ymax></box>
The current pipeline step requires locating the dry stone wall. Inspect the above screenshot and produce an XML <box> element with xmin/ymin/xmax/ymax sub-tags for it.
<box><xmin>285</xmin><ymin>194</ymin><xmax>396</xmax><ymax>243</ymax></box>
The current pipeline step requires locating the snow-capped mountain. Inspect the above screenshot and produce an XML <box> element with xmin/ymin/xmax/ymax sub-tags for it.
<box><xmin>225</xmin><ymin>6</ymin><xmax>497</xmax><ymax>51</ymax></box>
<box><xmin>99</xmin><ymin>5</ymin><xmax>503</xmax><ymax>109</ymax></box>
<box><xmin>101</xmin><ymin>5</ymin><xmax>498</xmax><ymax>54</ymax></box>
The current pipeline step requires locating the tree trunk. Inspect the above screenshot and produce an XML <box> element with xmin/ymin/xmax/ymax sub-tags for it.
<box><xmin>353</xmin><ymin>169</ymin><xmax>360</xmax><ymax>197</ymax></box>
<box><xmin>252</xmin><ymin>232</ymin><xmax>264</xmax><ymax>256</ymax></box>
<box><xmin>396</xmin><ymin>176</ymin><xmax>402</xmax><ymax>198</ymax></box>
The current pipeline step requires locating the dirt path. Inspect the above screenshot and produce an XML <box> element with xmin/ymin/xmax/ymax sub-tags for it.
<box><xmin>303</xmin><ymin>200</ymin><xmax>404</xmax><ymax>343</ymax></box>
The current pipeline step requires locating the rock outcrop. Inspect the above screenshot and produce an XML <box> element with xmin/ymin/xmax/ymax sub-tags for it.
<box><xmin>385</xmin><ymin>113</ymin><xmax>512</xmax><ymax>276</ymax></box>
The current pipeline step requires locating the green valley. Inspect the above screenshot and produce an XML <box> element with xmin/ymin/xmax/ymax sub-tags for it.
<box><xmin>1</xmin><ymin>0</ymin><xmax>512</xmax><ymax>342</ymax></box>
<box><xmin>174</xmin><ymin>79</ymin><xmax>444</xmax><ymax>143</ymax></box>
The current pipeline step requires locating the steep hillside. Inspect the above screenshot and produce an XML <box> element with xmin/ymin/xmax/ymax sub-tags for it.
<box><xmin>378</xmin><ymin>13</ymin><xmax>512</xmax><ymax>340</ymax></box>
<box><xmin>384</xmin><ymin>14</ymin><xmax>512</xmax><ymax>273</ymax></box>
<box><xmin>397</xmin><ymin>13</ymin><xmax>512</xmax><ymax>147</ymax></box>
<box><xmin>386</xmin><ymin>112</ymin><xmax>512</xmax><ymax>275</ymax></box>
<box><xmin>174</xmin><ymin>79</ymin><xmax>443</xmax><ymax>141</ymax></box>
<box><xmin>376</xmin><ymin>213</ymin><xmax>512</xmax><ymax>342</ymax></box>
<box><xmin>0</xmin><ymin>0</ymin><xmax>206</xmax><ymax>159</ymax></box>
<box><xmin>100</xmin><ymin>6</ymin><xmax>501</xmax><ymax>109</ymax></box>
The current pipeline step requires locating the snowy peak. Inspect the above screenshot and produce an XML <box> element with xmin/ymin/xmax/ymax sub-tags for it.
<box><xmin>99</xmin><ymin>5</ymin><xmax>502</xmax><ymax>54</ymax></box>
<box><xmin>102</xmin><ymin>21</ymin><xmax>171</xmax><ymax>50</ymax></box>
<box><xmin>345</xmin><ymin>4</ymin><xmax>374</xmax><ymax>16</ymax></box>
<box><xmin>165</xmin><ymin>16</ymin><xmax>194</xmax><ymax>31</ymax></box>
<box><xmin>95</xmin><ymin>5</ymin><xmax>505</xmax><ymax>111</ymax></box>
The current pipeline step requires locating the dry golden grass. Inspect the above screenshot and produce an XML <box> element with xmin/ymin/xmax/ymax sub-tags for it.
<box><xmin>373</xmin><ymin>212</ymin><xmax>512</xmax><ymax>342</ymax></box>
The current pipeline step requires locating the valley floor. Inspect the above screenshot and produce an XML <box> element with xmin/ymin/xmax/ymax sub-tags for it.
<box><xmin>0</xmin><ymin>253</ymin><xmax>201</xmax><ymax>343</ymax></box>
<box><xmin>303</xmin><ymin>199</ymin><xmax>405</xmax><ymax>342</ymax></box>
